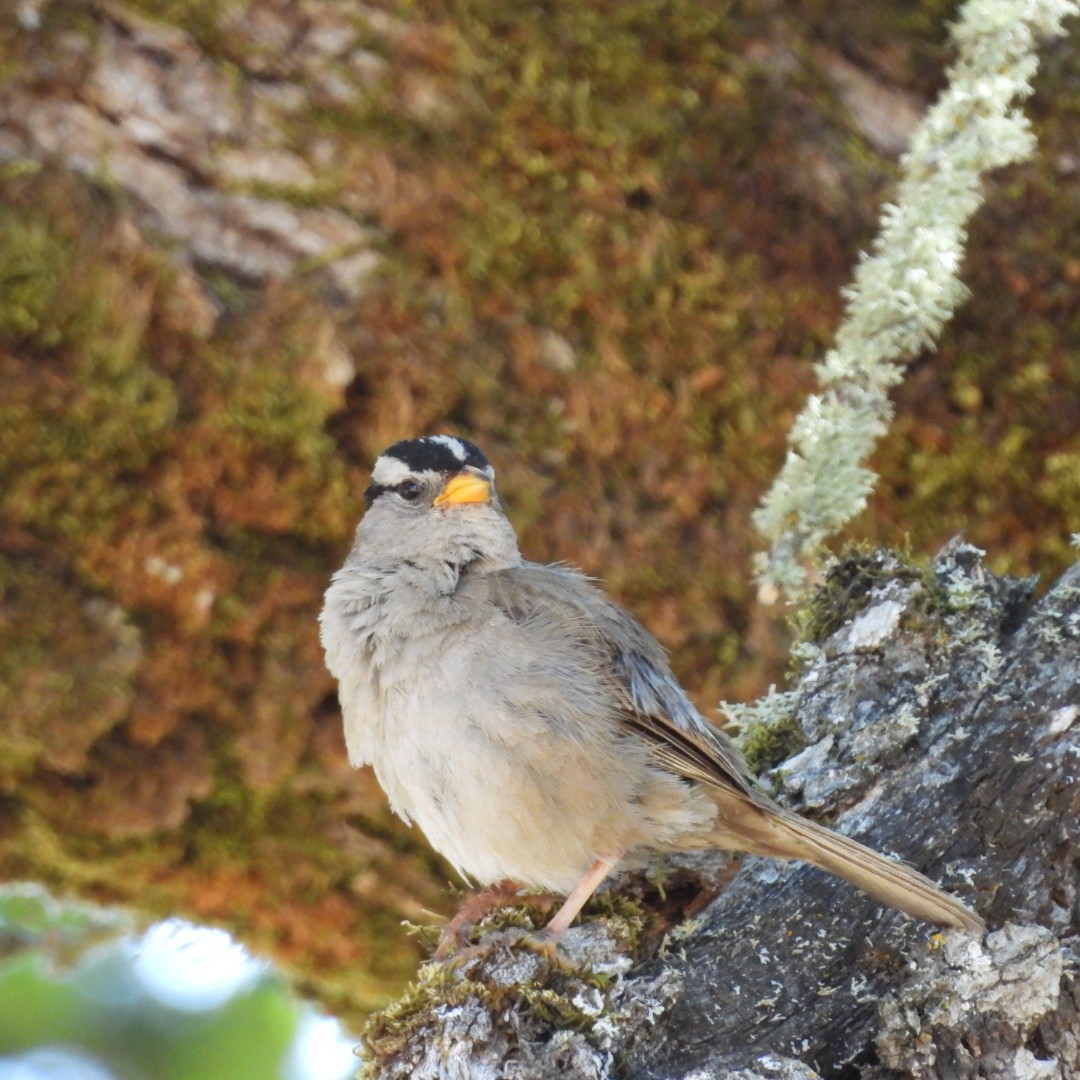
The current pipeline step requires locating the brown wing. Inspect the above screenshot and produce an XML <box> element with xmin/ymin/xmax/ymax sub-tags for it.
<box><xmin>617</xmin><ymin>708</ymin><xmax>754</xmax><ymax>796</ymax></box>
<box><xmin>489</xmin><ymin>562</ymin><xmax>759</xmax><ymax>800</ymax></box>
<box><xmin>605</xmin><ymin>644</ymin><xmax>758</xmax><ymax>799</ymax></box>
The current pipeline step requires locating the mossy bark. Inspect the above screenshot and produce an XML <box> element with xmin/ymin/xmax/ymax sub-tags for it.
<box><xmin>362</xmin><ymin>546</ymin><xmax>1080</xmax><ymax>1079</ymax></box>
<box><xmin>0</xmin><ymin>0</ymin><xmax>1077</xmax><ymax>1032</ymax></box>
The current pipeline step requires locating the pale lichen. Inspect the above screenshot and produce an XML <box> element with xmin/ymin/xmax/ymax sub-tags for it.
<box><xmin>754</xmin><ymin>0</ymin><xmax>1080</xmax><ymax>598</ymax></box>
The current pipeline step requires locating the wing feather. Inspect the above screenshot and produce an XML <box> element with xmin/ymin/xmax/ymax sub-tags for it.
<box><xmin>487</xmin><ymin>562</ymin><xmax>757</xmax><ymax>798</ymax></box>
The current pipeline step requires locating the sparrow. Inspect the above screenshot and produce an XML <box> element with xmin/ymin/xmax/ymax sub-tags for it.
<box><xmin>319</xmin><ymin>435</ymin><xmax>982</xmax><ymax>955</ymax></box>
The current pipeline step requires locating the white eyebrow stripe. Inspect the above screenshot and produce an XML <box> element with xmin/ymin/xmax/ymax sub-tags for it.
<box><xmin>371</xmin><ymin>457</ymin><xmax>415</xmax><ymax>485</ymax></box>
<box><xmin>426</xmin><ymin>435</ymin><xmax>467</xmax><ymax>461</ymax></box>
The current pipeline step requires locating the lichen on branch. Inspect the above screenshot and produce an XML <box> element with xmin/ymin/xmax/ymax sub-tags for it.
<box><xmin>753</xmin><ymin>0</ymin><xmax>1079</xmax><ymax>600</ymax></box>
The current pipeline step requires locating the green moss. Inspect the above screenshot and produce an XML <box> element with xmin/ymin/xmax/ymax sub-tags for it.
<box><xmin>516</xmin><ymin>980</ymin><xmax>602</xmax><ymax>1032</ymax></box>
<box><xmin>1040</xmin><ymin>451</ymin><xmax>1080</xmax><ymax>522</ymax></box>
<box><xmin>4</xmin><ymin>808</ymin><xmax>179</xmax><ymax>903</ymax></box>
<box><xmin>0</xmin><ymin>181</ymin><xmax>179</xmax><ymax>550</ymax></box>
<box><xmin>359</xmin><ymin>907</ymin><xmax>632</xmax><ymax>1076</ymax></box>
<box><xmin>428</xmin><ymin>0</ymin><xmax>747</xmax><ymax>336</ymax></box>
<box><xmin>185</xmin><ymin>780</ymin><xmax>341</xmax><ymax>890</ymax></box>
<box><xmin>738</xmin><ymin>711</ymin><xmax>806</xmax><ymax>775</ymax></box>
<box><xmin>0</xmin><ymin>214</ymin><xmax>70</xmax><ymax>344</ymax></box>
<box><xmin>0</xmin><ymin>556</ymin><xmax>140</xmax><ymax>784</ymax></box>
<box><xmin>798</xmin><ymin>548</ymin><xmax>941</xmax><ymax>644</ymax></box>
<box><xmin>358</xmin><ymin>964</ymin><xmax>488</xmax><ymax>1075</ymax></box>
<box><xmin>120</xmin><ymin>0</ymin><xmax>246</xmax><ymax>50</ymax></box>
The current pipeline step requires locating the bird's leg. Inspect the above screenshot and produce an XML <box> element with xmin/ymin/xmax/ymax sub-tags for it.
<box><xmin>525</xmin><ymin>854</ymin><xmax>622</xmax><ymax>958</ymax></box>
<box><xmin>439</xmin><ymin>856</ymin><xmax>623</xmax><ymax>969</ymax></box>
<box><xmin>433</xmin><ymin>879</ymin><xmax>558</xmax><ymax>960</ymax></box>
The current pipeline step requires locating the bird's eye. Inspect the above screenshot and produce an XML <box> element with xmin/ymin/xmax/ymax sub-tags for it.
<box><xmin>397</xmin><ymin>480</ymin><xmax>421</xmax><ymax>502</ymax></box>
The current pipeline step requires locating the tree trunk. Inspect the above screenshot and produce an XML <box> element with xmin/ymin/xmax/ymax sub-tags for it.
<box><xmin>361</xmin><ymin>543</ymin><xmax>1080</xmax><ymax>1079</ymax></box>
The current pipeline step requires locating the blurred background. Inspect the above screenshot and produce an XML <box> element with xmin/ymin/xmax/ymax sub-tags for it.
<box><xmin>0</xmin><ymin>886</ymin><xmax>355</xmax><ymax>1080</ymax></box>
<box><xmin>0</xmin><ymin>0</ymin><xmax>1077</xmax><ymax>1075</ymax></box>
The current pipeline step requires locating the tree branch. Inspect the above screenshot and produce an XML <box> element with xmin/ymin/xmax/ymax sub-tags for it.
<box><xmin>361</xmin><ymin>544</ymin><xmax>1080</xmax><ymax>1079</ymax></box>
<box><xmin>753</xmin><ymin>0</ymin><xmax>1079</xmax><ymax>598</ymax></box>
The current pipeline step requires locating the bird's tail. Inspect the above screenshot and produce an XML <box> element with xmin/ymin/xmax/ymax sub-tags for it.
<box><xmin>710</xmin><ymin>791</ymin><xmax>983</xmax><ymax>931</ymax></box>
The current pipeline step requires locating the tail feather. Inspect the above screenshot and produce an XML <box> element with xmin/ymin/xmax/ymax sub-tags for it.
<box><xmin>711</xmin><ymin>793</ymin><xmax>983</xmax><ymax>931</ymax></box>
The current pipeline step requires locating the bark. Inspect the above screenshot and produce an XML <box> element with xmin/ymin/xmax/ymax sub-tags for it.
<box><xmin>362</xmin><ymin>543</ymin><xmax>1080</xmax><ymax>1080</ymax></box>
<box><xmin>1</xmin><ymin>0</ymin><xmax>381</xmax><ymax>300</ymax></box>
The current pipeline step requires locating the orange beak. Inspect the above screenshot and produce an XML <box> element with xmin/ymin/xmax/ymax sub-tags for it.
<box><xmin>433</xmin><ymin>471</ymin><xmax>492</xmax><ymax>507</ymax></box>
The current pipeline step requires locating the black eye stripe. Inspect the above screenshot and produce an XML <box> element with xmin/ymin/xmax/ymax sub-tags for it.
<box><xmin>364</xmin><ymin>482</ymin><xmax>389</xmax><ymax>507</ymax></box>
<box><xmin>365</xmin><ymin>437</ymin><xmax>493</xmax><ymax>509</ymax></box>
<box><xmin>363</xmin><ymin>479</ymin><xmax>426</xmax><ymax>507</ymax></box>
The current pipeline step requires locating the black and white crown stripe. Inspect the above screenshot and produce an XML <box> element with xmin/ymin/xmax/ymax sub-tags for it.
<box><xmin>366</xmin><ymin>436</ymin><xmax>492</xmax><ymax>504</ymax></box>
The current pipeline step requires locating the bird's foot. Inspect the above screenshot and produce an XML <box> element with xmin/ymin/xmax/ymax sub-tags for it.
<box><xmin>511</xmin><ymin>926</ymin><xmax>573</xmax><ymax>970</ymax></box>
<box><xmin>441</xmin><ymin>926</ymin><xmax>573</xmax><ymax>974</ymax></box>
<box><xmin>432</xmin><ymin>881</ymin><xmax>558</xmax><ymax>961</ymax></box>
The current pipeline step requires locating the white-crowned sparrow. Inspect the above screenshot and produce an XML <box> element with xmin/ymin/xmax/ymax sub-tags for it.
<box><xmin>320</xmin><ymin>435</ymin><xmax>982</xmax><ymax>952</ymax></box>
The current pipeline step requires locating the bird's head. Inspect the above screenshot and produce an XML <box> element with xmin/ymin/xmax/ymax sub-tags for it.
<box><xmin>352</xmin><ymin>435</ymin><xmax>521</xmax><ymax>574</ymax></box>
